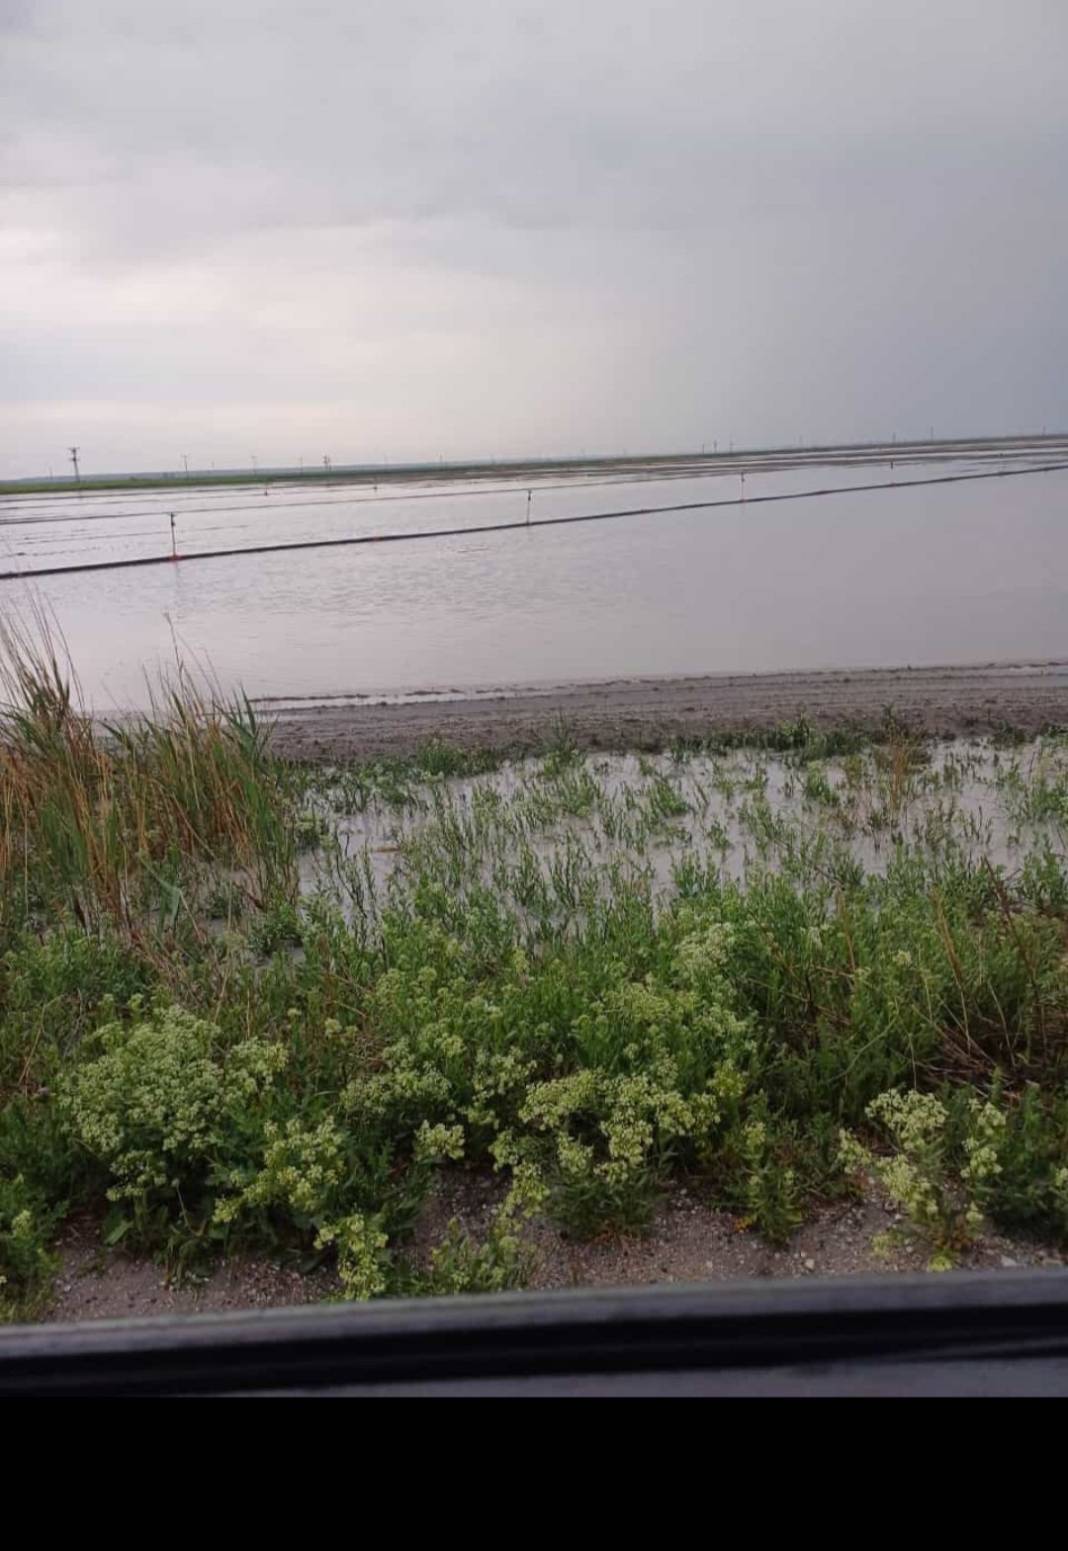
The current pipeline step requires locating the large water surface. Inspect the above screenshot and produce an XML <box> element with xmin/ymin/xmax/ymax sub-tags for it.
<box><xmin>1</xmin><ymin>450</ymin><xmax>1064</xmax><ymax>710</ymax></box>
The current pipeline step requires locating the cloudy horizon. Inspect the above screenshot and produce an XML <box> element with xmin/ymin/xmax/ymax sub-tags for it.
<box><xmin>3</xmin><ymin>0</ymin><xmax>1066</xmax><ymax>479</ymax></box>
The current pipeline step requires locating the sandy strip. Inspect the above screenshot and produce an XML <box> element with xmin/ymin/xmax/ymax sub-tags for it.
<box><xmin>265</xmin><ymin>660</ymin><xmax>1068</xmax><ymax>761</ymax></box>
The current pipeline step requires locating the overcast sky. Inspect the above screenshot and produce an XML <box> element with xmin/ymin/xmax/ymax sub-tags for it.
<box><xmin>2</xmin><ymin>0</ymin><xmax>1066</xmax><ymax>477</ymax></box>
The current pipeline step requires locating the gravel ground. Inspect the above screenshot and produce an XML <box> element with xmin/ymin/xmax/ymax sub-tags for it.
<box><xmin>41</xmin><ymin>1175</ymin><xmax>1064</xmax><ymax>1327</ymax></box>
<box><xmin>412</xmin><ymin>1171</ymin><xmax>1066</xmax><ymax>1290</ymax></box>
<box><xmin>46</xmin><ymin>1218</ymin><xmax>340</xmax><ymax>1322</ymax></box>
<box><xmin>266</xmin><ymin>661</ymin><xmax>1068</xmax><ymax>762</ymax></box>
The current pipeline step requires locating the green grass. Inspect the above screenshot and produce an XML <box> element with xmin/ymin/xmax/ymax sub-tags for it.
<box><xmin>1</xmin><ymin>625</ymin><xmax>1067</xmax><ymax>1314</ymax></box>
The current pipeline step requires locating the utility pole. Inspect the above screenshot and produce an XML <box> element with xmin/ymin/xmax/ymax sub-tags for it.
<box><xmin>182</xmin><ymin>454</ymin><xmax>190</xmax><ymax>481</ymax></box>
<box><xmin>69</xmin><ymin>446</ymin><xmax>81</xmax><ymax>484</ymax></box>
<box><xmin>170</xmin><ymin>512</ymin><xmax>178</xmax><ymax>559</ymax></box>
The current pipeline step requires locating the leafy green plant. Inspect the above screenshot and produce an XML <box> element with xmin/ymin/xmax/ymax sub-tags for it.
<box><xmin>957</xmin><ymin>1083</ymin><xmax>1068</xmax><ymax>1243</ymax></box>
<box><xmin>738</xmin><ymin>1115</ymin><xmax>803</xmax><ymax>1245</ymax></box>
<box><xmin>248</xmin><ymin>896</ymin><xmax>303</xmax><ymax>956</ymax></box>
<box><xmin>0</xmin><ymin>1172</ymin><xmax>58</xmax><ymax>1319</ymax></box>
<box><xmin>59</xmin><ymin>1006</ymin><xmax>286</xmax><ymax>1251</ymax></box>
<box><xmin>421</xmin><ymin>1212</ymin><xmax>530</xmax><ymax>1295</ymax></box>
<box><xmin>515</xmin><ymin>1065</ymin><xmax>729</xmax><ymax>1237</ymax></box>
<box><xmin>315</xmin><ymin>1213</ymin><xmax>390</xmax><ymax>1300</ymax></box>
<box><xmin>839</xmin><ymin>1089</ymin><xmax>1006</xmax><ymax>1270</ymax></box>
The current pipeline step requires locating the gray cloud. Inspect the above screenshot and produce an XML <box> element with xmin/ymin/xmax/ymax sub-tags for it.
<box><xmin>2</xmin><ymin>0</ymin><xmax>1066</xmax><ymax>474</ymax></box>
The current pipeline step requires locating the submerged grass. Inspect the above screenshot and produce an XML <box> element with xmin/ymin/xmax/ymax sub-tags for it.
<box><xmin>1</xmin><ymin>619</ymin><xmax>1067</xmax><ymax>1315</ymax></box>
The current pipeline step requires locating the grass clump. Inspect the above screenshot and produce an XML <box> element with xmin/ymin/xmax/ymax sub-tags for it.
<box><xmin>0</xmin><ymin>606</ymin><xmax>294</xmax><ymax>940</ymax></box>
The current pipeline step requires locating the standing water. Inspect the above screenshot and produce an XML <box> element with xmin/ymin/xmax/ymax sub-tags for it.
<box><xmin>0</xmin><ymin>451</ymin><xmax>1065</xmax><ymax>710</ymax></box>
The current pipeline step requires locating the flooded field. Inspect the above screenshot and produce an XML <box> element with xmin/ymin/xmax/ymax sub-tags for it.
<box><xmin>297</xmin><ymin>735</ymin><xmax>1068</xmax><ymax>933</ymax></box>
<box><xmin>1</xmin><ymin>448</ymin><xmax>1066</xmax><ymax>711</ymax></box>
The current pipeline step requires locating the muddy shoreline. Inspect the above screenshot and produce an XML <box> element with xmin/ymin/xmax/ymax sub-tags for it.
<box><xmin>265</xmin><ymin>659</ymin><xmax>1068</xmax><ymax>761</ymax></box>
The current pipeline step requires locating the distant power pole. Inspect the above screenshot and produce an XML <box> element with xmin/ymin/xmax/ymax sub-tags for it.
<box><xmin>182</xmin><ymin>454</ymin><xmax>190</xmax><ymax>480</ymax></box>
<box><xmin>69</xmin><ymin>446</ymin><xmax>81</xmax><ymax>484</ymax></box>
<box><xmin>323</xmin><ymin>454</ymin><xmax>331</xmax><ymax>471</ymax></box>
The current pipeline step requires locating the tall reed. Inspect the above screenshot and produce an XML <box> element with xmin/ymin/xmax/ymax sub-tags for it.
<box><xmin>0</xmin><ymin>605</ymin><xmax>292</xmax><ymax>934</ymax></box>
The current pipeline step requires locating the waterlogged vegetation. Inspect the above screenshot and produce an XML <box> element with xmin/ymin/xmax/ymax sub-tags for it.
<box><xmin>1</xmin><ymin>621</ymin><xmax>1067</xmax><ymax>1317</ymax></box>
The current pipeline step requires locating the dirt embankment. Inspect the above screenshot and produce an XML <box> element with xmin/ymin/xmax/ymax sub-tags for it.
<box><xmin>266</xmin><ymin>660</ymin><xmax>1068</xmax><ymax>762</ymax></box>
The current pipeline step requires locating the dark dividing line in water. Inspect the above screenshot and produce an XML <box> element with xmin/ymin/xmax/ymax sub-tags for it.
<box><xmin>3</xmin><ymin>460</ymin><xmax>1066</xmax><ymax>583</ymax></box>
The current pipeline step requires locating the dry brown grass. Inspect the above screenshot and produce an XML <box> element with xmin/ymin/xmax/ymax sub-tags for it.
<box><xmin>0</xmin><ymin>603</ymin><xmax>293</xmax><ymax>933</ymax></box>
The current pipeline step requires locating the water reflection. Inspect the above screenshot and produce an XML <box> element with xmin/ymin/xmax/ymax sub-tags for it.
<box><xmin>1</xmin><ymin>458</ymin><xmax>1064</xmax><ymax>710</ymax></box>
